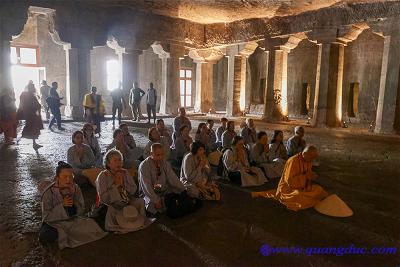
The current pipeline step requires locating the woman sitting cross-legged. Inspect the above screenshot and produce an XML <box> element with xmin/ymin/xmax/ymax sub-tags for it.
<box><xmin>269</xmin><ymin>130</ymin><xmax>288</xmax><ymax>163</ymax></box>
<box><xmin>195</xmin><ymin>122</ymin><xmax>211</xmax><ymax>154</ymax></box>
<box><xmin>67</xmin><ymin>130</ymin><xmax>102</xmax><ymax>186</ymax></box>
<box><xmin>96</xmin><ymin>149</ymin><xmax>152</xmax><ymax>233</ymax></box>
<box><xmin>38</xmin><ymin>161</ymin><xmax>107</xmax><ymax>249</ymax></box>
<box><xmin>107</xmin><ymin>129</ymin><xmax>138</xmax><ymax>178</ymax></box>
<box><xmin>250</xmin><ymin>131</ymin><xmax>284</xmax><ymax>179</ymax></box>
<box><xmin>82</xmin><ymin>123</ymin><xmax>102</xmax><ymax>166</ymax></box>
<box><xmin>222</xmin><ymin>136</ymin><xmax>267</xmax><ymax>187</ymax></box>
<box><xmin>171</xmin><ymin>125</ymin><xmax>193</xmax><ymax>165</ymax></box>
<box><xmin>143</xmin><ymin>127</ymin><xmax>171</xmax><ymax>160</ymax></box>
<box><xmin>180</xmin><ymin>141</ymin><xmax>220</xmax><ymax>200</ymax></box>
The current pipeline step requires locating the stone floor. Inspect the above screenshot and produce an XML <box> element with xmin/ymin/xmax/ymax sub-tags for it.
<box><xmin>0</xmin><ymin>118</ymin><xmax>400</xmax><ymax>266</ymax></box>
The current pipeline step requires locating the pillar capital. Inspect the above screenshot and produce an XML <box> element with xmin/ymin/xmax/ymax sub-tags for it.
<box><xmin>238</xmin><ymin>42</ymin><xmax>258</xmax><ymax>57</ymax></box>
<box><xmin>151</xmin><ymin>42</ymin><xmax>170</xmax><ymax>59</ymax></box>
<box><xmin>188</xmin><ymin>48</ymin><xmax>225</xmax><ymax>63</ymax></box>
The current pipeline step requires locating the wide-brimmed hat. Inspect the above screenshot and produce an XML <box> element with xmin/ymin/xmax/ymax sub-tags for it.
<box><xmin>314</xmin><ymin>194</ymin><xmax>353</xmax><ymax>217</ymax></box>
<box><xmin>116</xmin><ymin>206</ymin><xmax>145</xmax><ymax>230</ymax></box>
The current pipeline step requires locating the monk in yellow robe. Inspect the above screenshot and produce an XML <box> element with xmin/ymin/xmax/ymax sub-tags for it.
<box><xmin>252</xmin><ymin>145</ymin><xmax>328</xmax><ymax>211</ymax></box>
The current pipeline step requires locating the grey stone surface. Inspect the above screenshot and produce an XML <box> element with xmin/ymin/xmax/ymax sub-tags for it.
<box><xmin>1</xmin><ymin>118</ymin><xmax>399</xmax><ymax>266</ymax></box>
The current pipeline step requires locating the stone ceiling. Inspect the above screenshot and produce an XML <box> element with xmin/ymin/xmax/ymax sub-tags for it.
<box><xmin>89</xmin><ymin>0</ymin><xmax>390</xmax><ymax>24</ymax></box>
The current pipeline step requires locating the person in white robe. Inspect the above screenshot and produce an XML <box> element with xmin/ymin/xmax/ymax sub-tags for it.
<box><xmin>139</xmin><ymin>143</ymin><xmax>186</xmax><ymax>214</ymax></box>
<box><xmin>156</xmin><ymin>119</ymin><xmax>173</xmax><ymax>146</ymax></box>
<box><xmin>107</xmin><ymin>129</ymin><xmax>138</xmax><ymax>177</ymax></box>
<box><xmin>222</xmin><ymin>136</ymin><xmax>267</xmax><ymax>187</ymax></box>
<box><xmin>82</xmin><ymin>123</ymin><xmax>102</xmax><ymax>166</ymax></box>
<box><xmin>119</xmin><ymin>123</ymin><xmax>142</xmax><ymax>160</ymax></box>
<box><xmin>286</xmin><ymin>126</ymin><xmax>306</xmax><ymax>157</ymax></box>
<box><xmin>143</xmin><ymin>127</ymin><xmax>171</xmax><ymax>160</ymax></box>
<box><xmin>250</xmin><ymin>131</ymin><xmax>284</xmax><ymax>179</ymax></box>
<box><xmin>206</xmin><ymin>119</ymin><xmax>218</xmax><ymax>151</ymax></box>
<box><xmin>39</xmin><ymin>162</ymin><xmax>107</xmax><ymax>249</ymax></box>
<box><xmin>180</xmin><ymin>141</ymin><xmax>220</xmax><ymax>200</ymax></box>
<box><xmin>240</xmin><ymin>118</ymin><xmax>257</xmax><ymax>148</ymax></box>
<box><xmin>172</xmin><ymin>107</ymin><xmax>192</xmax><ymax>140</ymax></box>
<box><xmin>170</xmin><ymin>125</ymin><xmax>193</xmax><ymax>166</ymax></box>
<box><xmin>221</xmin><ymin>121</ymin><xmax>237</xmax><ymax>150</ymax></box>
<box><xmin>268</xmin><ymin>130</ymin><xmax>288</xmax><ymax>164</ymax></box>
<box><xmin>96</xmin><ymin>149</ymin><xmax>150</xmax><ymax>233</ymax></box>
<box><xmin>216</xmin><ymin>117</ymin><xmax>228</xmax><ymax>147</ymax></box>
<box><xmin>67</xmin><ymin>130</ymin><xmax>102</xmax><ymax>186</ymax></box>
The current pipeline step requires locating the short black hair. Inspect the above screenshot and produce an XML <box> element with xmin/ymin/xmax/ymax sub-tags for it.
<box><xmin>119</xmin><ymin>123</ymin><xmax>128</xmax><ymax>129</ymax></box>
<box><xmin>179</xmin><ymin>125</ymin><xmax>189</xmax><ymax>133</ymax></box>
<box><xmin>190</xmin><ymin>141</ymin><xmax>205</xmax><ymax>155</ymax></box>
<box><xmin>148</xmin><ymin>127</ymin><xmax>158</xmax><ymax>141</ymax></box>
<box><xmin>257</xmin><ymin>131</ymin><xmax>267</xmax><ymax>140</ymax></box>
<box><xmin>232</xmin><ymin>136</ymin><xmax>243</xmax><ymax>146</ymax></box>
<box><xmin>271</xmin><ymin>130</ymin><xmax>283</xmax><ymax>144</ymax></box>
<box><xmin>196</xmin><ymin>123</ymin><xmax>206</xmax><ymax>134</ymax></box>
<box><xmin>56</xmin><ymin>161</ymin><xmax>73</xmax><ymax>177</ymax></box>
<box><xmin>113</xmin><ymin>128</ymin><xmax>123</xmax><ymax>139</ymax></box>
<box><xmin>72</xmin><ymin>130</ymin><xmax>83</xmax><ymax>144</ymax></box>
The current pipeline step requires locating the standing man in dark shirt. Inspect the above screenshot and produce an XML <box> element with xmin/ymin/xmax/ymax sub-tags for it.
<box><xmin>111</xmin><ymin>82</ymin><xmax>124</xmax><ymax>128</ymax></box>
<box><xmin>146</xmin><ymin>82</ymin><xmax>157</xmax><ymax>124</ymax></box>
<box><xmin>48</xmin><ymin>82</ymin><xmax>64</xmax><ymax>131</ymax></box>
<box><xmin>129</xmin><ymin>82</ymin><xmax>145</xmax><ymax>121</ymax></box>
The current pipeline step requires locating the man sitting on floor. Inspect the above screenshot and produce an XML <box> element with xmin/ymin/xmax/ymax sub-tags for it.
<box><xmin>252</xmin><ymin>145</ymin><xmax>328</xmax><ymax>211</ymax></box>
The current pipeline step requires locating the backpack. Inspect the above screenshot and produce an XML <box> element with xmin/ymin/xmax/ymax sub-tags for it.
<box><xmin>164</xmin><ymin>191</ymin><xmax>202</xmax><ymax>219</ymax></box>
<box><xmin>217</xmin><ymin>148</ymin><xmax>232</xmax><ymax>176</ymax></box>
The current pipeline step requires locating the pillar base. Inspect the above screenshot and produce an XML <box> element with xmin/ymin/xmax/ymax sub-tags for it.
<box><xmin>65</xmin><ymin>105</ymin><xmax>84</xmax><ymax>121</ymax></box>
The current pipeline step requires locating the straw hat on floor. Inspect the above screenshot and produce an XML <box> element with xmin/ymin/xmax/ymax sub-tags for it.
<box><xmin>314</xmin><ymin>194</ymin><xmax>353</xmax><ymax>217</ymax></box>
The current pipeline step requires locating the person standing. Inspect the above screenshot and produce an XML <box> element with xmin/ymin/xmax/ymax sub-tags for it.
<box><xmin>48</xmin><ymin>82</ymin><xmax>64</xmax><ymax>131</ymax></box>
<box><xmin>129</xmin><ymin>82</ymin><xmax>145</xmax><ymax>122</ymax></box>
<box><xmin>0</xmin><ymin>87</ymin><xmax>17</xmax><ymax>145</ymax></box>
<box><xmin>111</xmin><ymin>83</ymin><xmax>124</xmax><ymax>128</ymax></box>
<box><xmin>17</xmin><ymin>82</ymin><xmax>44</xmax><ymax>149</ymax></box>
<box><xmin>83</xmin><ymin>86</ymin><xmax>105</xmax><ymax>135</ymax></box>
<box><xmin>39</xmin><ymin>80</ymin><xmax>51</xmax><ymax>120</ymax></box>
<box><xmin>146</xmin><ymin>82</ymin><xmax>157</xmax><ymax>124</ymax></box>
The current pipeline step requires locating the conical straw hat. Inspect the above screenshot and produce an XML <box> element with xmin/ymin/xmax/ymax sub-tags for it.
<box><xmin>314</xmin><ymin>194</ymin><xmax>353</xmax><ymax>217</ymax></box>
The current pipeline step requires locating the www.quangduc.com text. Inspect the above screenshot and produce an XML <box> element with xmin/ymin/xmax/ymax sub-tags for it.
<box><xmin>260</xmin><ymin>244</ymin><xmax>397</xmax><ymax>257</ymax></box>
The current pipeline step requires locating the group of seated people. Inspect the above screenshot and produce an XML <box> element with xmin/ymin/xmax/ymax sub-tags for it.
<box><xmin>39</xmin><ymin>107</ymin><xmax>320</xmax><ymax>250</ymax></box>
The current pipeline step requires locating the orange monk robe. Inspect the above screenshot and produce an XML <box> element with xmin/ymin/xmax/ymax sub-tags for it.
<box><xmin>252</xmin><ymin>153</ymin><xmax>328</xmax><ymax>211</ymax></box>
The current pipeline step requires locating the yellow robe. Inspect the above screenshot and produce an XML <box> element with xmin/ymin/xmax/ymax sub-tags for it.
<box><xmin>83</xmin><ymin>93</ymin><xmax>106</xmax><ymax>115</ymax></box>
<box><xmin>252</xmin><ymin>153</ymin><xmax>328</xmax><ymax>211</ymax></box>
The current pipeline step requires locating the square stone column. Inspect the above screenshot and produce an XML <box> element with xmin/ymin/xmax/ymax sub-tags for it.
<box><xmin>312</xmin><ymin>43</ymin><xmax>331</xmax><ymax>127</ymax></box>
<box><xmin>158</xmin><ymin>55</ymin><xmax>169</xmax><ymax>114</ymax></box>
<box><xmin>64</xmin><ymin>46</ymin><xmax>91</xmax><ymax>120</ymax></box>
<box><xmin>165</xmin><ymin>55</ymin><xmax>182</xmax><ymax>115</ymax></box>
<box><xmin>326</xmin><ymin>43</ymin><xmax>345</xmax><ymax>127</ymax></box>
<box><xmin>263</xmin><ymin>48</ymin><xmax>289</xmax><ymax>122</ymax></box>
<box><xmin>0</xmin><ymin>39</ymin><xmax>12</xmax><ymax>93</ymax></box>
<box><xmin>118</xmin><ymin>50</ymin><xmax>142</xmax><ymax>118</ymax></box>
<box><xmin>226</xmin><ymin>54</ymin><xmax>246</xmax><ymax>117</ymax></box>
<box><xmin>226</xmin><ymin>55</ymin><xmax>235</xmax><ymax>117</ymax></box>
<box><xmin>194</xmin><ymin>61</ymin><xmax>215</xmax><ymax>113</ymax></box>
<box><xmin>375</xmin><ymin>36</ymin><xmax>396</xmax><ymax>134</ymax></box>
